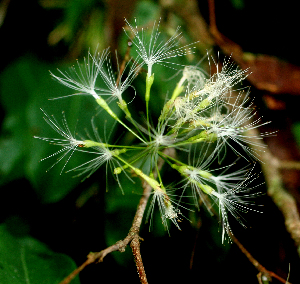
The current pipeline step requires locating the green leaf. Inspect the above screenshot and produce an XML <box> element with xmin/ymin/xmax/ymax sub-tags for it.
<box><xmin>0</xmin><ymin>224</ymin><xmax>80</xmax><ymax>284</ymax></box>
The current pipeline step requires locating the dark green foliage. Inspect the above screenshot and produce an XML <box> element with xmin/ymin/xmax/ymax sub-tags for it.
<box><xmin>0</xmin><ymin>223</ymin><xmax>80</xmax><ymax>284</ymax></box>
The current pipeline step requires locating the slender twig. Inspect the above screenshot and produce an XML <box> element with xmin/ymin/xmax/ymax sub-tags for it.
<box><xmin>58</xmin><ymin>181</ymin><xmax>152</xmax><ymax>284</ymax></box>
<box><xmin>129</xmin><ymin>180</ymin><xmax>152</xmax><ymax>284</ymax></box>
<box><xmin>230</xmin><ymin>233</ymin><xmax>292</xmax><ymax>284</ymax></box>
<box><xmin>278</xmin><ymin>160</ymin><xmax>300</xmax><ymax>170</ymax></box>
<box><xmin>59</xmin><ymin>148</ymin><xmax>175</xmax><ymax>284</ymax></box>
<box><xmin>58</xmin><ymin>241</ymin><xmax>129</xmax><ymax>284</ymax></box>
<box><xmin>130</xmin><ymin>148</ymin><xmax>176</xmax><ymax>283</ymax></box>
<box><xmin>131</xmin><ymin>235</ymin><xmax>148</xmax><ymax>284</ymax></box>
<box><xmin>208</xmin><ymin>0</ymin><xmax>216</xmax><ymax>32</ymax></box>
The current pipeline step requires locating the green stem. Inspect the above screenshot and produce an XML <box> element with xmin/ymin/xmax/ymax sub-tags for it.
<box><xmin>116</xmin><ymin>155</ymin><xmax>161</xmax><ymax>190</ymax></box>
<box><xmin>83</xmin><ymin>140</ymin><xmax>145</xmax><ymax>150</ymax></box>
<box><xmin>96</xmin><ymin>97</ymin><xmax>146</xmax><ymax>144</ymax></box>
<box><xmin>117</xmin><ymin>99</ymin><xmax>147</xmax><ymax>141</ymax></box>
<box><xmin>145</xmin><ymin>74</ymin><xmax>154</xmax><ymax>140</ymax></box>
<box><xmin>167</xmin><ymin>130</ymin><xmax>218</xmax><ymax>148</ymax></box>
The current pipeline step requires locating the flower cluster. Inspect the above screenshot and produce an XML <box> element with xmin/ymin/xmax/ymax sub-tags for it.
<box><xmin>35</xmin><ymin>18</ymin><xmax>268</xmax><ymax>242</ymax></box>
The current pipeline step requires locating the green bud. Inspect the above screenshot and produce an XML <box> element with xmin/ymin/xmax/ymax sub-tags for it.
<box><xmin>114</xmin><ymin>164</ymin><xmax>129</xmax><ymax>175</ymax></box>
<box><xmin>197</xmin><ymin>169</ymin><xmax>212</xmax><ymax>179</ymax></box>
<box><xmin>189</xmin><ymin>120</ymin><xmax>211</xmax><ymax>128</ymax></box>
<box><xmin>186</xmin><ymin>131</ymin><xmax>218</xmax><ymax>143</ymax></box>
<box><xmin>96</xmin><ymin>97</ymin><xmax>118</xmax><ymax>120</ymax></box>
<box><xmin>83</xmin><ymin>140</ymin><xmax>107</xmax><ymax>148</ymax></box>
<box><xmin>112</xmin><ymin>148</ymin><xmax>127</xmax><ymax>156</ymax></box>
<box><xmin>198</xmin><ymin>183</ymin><xmax>214</xmax><ymax>195</ymax></box>
<box><xmin>171</xmin><ymin>164</ymin><xmax>187</xmax><ymax>174</ymax></box>
<box><xmin>114</xmin><ymin>167</ymin><xmax>122</xmax><ymax>175</ymax></box>
<box><xmin>134</xmin><ymin>168</ymin><xmax>160</xmax><ymax>190</ymax></box>
<box><xmin>198</xmin><ymin>98</ymin><xmax>210</xmax><ymax>109</ymax></box>
<box><xmin>145</xmin><ymin>73</ymin><xmax>154</xmax><ymax>103</ymax></box>
<box><xmin>117</xmin><ymin>99</ymin><xmax>132</xmax><ymax>119</ymax></box>
<box><xmin>186</xmin><ymin>130</ymin><xmax>208</xmax><ymax>142</ymax></box>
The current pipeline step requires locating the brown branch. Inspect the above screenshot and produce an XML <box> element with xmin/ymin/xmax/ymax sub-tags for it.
<box><xmin>246</xmin><ymin>128</ymin><xmax>300</xmax><ymax>256</ymax></box>
<box><xmin>262</xmin><ymin>152</ymin><xmax>300</xmax><ymax>252</ymax></box>
<box><xmin>278</xmin><ymin>160</ymin><xmax>300</xmax><ymax>171</ymax></box>
<box><xmin>208</xmin><ymin>0</ymin><xmax>216</xmax><ymax>32</ymax></box>
<box><xmin>128</xmin><ymin>182</ymin><xmax>152</xmax><ymax>284</ymax></box>
<box><xmin>58</xmin><ymin>182</ymin><xmax>152</xmax><ymax>284</ymax></box>
<box><xmin>207</xmin><ymin>0</ymin><xmax>300</xmax><ymax>96</ymax></box>
<box><xmin>207</xmin><ymin>0</ymin><xmax>243</xmax><ymax>58</ymax></box>
<box><xmin>131</xmin><ymin>235</ymin><xmax>148</xmax><ymax>284</ymax></box>
<box><xmin>160</xmin><ymin>0</ymin><xmax>213</xmax><ymax>52</ymax></box>
<box><xmin>230</xmin><ymin>233</ymin><xmax>292</xmax><ymax>284</ymax></box>
<box><xmin>59</xmin><ymin>148</ymin><xmax>175</xmax><ymax>284</ymax></box>
<box><xmin>0</xmin><ymin>0</ymin><xmax>11</xmax><ymax>27</ymax></box>
<box><xmin>58</xmin><ymin>240</ymin><xmax>130</xmax><ymax>284</ymax></box>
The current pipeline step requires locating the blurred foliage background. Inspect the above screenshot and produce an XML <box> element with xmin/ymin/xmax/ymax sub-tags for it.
<box><xmin>1</xmin><ymin>0</ymin><xmax>300</xmax><ymax>283</ymax></box>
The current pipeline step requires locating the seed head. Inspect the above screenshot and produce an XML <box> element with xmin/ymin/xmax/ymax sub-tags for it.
<box><xmin>124</xmin><ymin>18</ymin><xmax>196</xmax><ymax>77</ymax></box>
